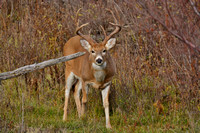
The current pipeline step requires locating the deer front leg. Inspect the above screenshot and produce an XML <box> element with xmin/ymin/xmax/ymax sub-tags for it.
<box><xmin>63</xmin><ymin>87</ymin><xmax>69</xmax><ymax>121</ymax></box>
<box><xmin>101</xmin><ymin>85</ymin><xmax>112</xmax><ymax>129</ymax></box>
<box><xmin>81</xmin><ymin>82</ymin><xmax>88</xmax><ymax>116</ymax></box>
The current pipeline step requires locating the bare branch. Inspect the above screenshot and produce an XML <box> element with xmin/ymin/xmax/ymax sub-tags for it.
<box><xmin>138</xmin><ymin>1</ymin><xmax>200</xmax><ymax>52</ymax></box>
<box><xmin>150</xmin><ymin>12</ymin><xmax>199</xmax><ymax>52</ymax></box>
<box><xmin>189</xmin><ymin>0</ymin><xmax>200</xmax><ymax>17</ymax></box>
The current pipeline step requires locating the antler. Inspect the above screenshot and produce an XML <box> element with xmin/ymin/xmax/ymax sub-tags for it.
<box><xmin>101</xmin><ymin>9</ymin><xmax>121</xmax><ymax>44</ymax></box>
<box><xmin>75</xmin><ymin>9</ymin><xmax>95</xmax><ymax>45</ymax></box>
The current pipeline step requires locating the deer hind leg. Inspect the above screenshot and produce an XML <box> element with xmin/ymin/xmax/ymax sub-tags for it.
<box><xmin>63</xmin><ymin>72</ymin><xmax>76</xmax><ymax>121</ymax></box>
<box><xmin>101</xmin><ymin>85</ymin><xmax>112</xmax><ymax>129</ymax></box>
<box><xmin>73</xmin><ymin>80</ymin><xmax>82</xmax><ymax>118</ymax></box>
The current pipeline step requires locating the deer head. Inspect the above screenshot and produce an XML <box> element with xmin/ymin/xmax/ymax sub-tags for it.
<box><xmin>76</xmin><ymin>10</ymin><xmax>121</xmax><ymax>67</ymax></box>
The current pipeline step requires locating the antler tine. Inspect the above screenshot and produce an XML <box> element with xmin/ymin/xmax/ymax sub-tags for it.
<box><xmin>106</xmin><ymin>9</ymin><xmax>118</xmax><ymax>24</ymax></box>
<box><xmin>76</xmin><ymin>23</ymin><xmax>89</xmax><ymax>36</ymax></box>
<box><xmin>89</xmin><ymin>28</ymin><xmax>92</xmax><ymax>36</ymax></box>
<box><xmin>75</xmin><ymin>8</ymin><xmax>82</xmax><ymax>27</ymax></box>
<box><xmin>109</xmin><ymin>22</ymin><xmax>121</xmax><ymax>27</ymax></box>
<box><xmin>107</xmin><ymin>22</ymin><xmax>121</xmax><ymax>38</ymax></box>
<box><xmin>100</xmin><ymin>25</ymin><xmax>107</xmax><ymax>38</ymax></box>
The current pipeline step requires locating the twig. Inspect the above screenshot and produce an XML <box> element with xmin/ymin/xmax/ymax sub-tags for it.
<box><xmin>164</xmin><ymin>0</ymin><xmax>178</xmax><ymax>30</ymax></box>
<box><xmin>0</xmin><ymin>0</ymin><xmax>5</xmax><ymax>9</ymax></box>
<box><xmin>21</xmin><ymin>93</ymin><xmax>24</xmax><ymax>133</ymax></box>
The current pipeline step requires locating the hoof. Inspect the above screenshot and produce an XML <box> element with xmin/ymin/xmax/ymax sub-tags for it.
<box><xmin>106</xmin><ymin>124</ymin><xmax>112</xmax><ymax>129</ymax></box>
<box><xmin>63</xmin><ymin>116</ymin><xmax>67</xmax><ymax>121</ymax></box>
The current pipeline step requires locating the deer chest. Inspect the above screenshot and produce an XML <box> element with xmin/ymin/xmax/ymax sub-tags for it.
<box><xmin>94</xmin><ymin>70</ymin><xmax>106</xmax><ymax>83</ymax></box>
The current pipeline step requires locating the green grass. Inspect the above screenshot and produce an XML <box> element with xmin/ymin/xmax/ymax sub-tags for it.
<box><xmin>1</xmin><ymin>102</ymin><xmax>197</xmax><ymax>133</ymax></box>
<box><xmin>0</xmin><ymin>78</ymin><xmax>199</xmax><ymax>133</ymax></box>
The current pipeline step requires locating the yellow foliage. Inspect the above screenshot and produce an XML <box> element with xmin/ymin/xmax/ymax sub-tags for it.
<box><xmin>197</xmin><ymin>104</ymin><xmax>200</xmax><ymax>111</ymax></box>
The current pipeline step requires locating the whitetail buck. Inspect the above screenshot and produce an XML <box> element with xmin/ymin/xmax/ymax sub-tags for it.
<box><xmin>63</xmin><ymin>10</ymin><xmax>121</xmax><ymax>129</ymax></box>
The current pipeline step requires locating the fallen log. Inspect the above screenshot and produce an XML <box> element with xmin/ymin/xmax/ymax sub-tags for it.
<box><xmin>0</xmin><ymin>52</ymin><xmax>85</xmax><ymax>82</ymax></box>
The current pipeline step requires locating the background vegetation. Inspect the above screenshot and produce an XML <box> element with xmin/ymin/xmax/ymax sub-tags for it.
<box><xmin>0</xmin><ymin>0</ymin><xmax>199</xmax><ymax>132</ymax></box>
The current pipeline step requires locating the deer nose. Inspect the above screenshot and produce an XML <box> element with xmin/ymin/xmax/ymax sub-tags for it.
<box><xmin>96</xmin><ymin>58</ymin><xmax>103</xmax><ymax>64</ymax></box>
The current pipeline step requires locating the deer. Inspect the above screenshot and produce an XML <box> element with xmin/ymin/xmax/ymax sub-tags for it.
<box><xmin>63</xmin><ymin>10</ymin><xmax>121</xmax><ymax>129</ymax></box>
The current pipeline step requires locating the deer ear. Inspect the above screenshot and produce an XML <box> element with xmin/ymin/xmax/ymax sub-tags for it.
<box><xmin>80</xmin><ymin>39</ymin><xmax>91</xmax><ymax>51</ymax></box>
<box><xmin>105</xmin><ymin>38</ymin><xmax>116</xmax><ymax>50</ymax></box>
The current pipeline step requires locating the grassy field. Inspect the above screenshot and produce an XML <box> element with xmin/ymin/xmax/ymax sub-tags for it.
<box><xmin>0</xmin><ymin>76</ymin><xmax>199</xmax><ymax>132</ymax></box>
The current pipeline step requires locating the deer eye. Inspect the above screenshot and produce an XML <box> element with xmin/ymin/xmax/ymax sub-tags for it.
<box><xmin>91</xmin><ymin>50</ymin><xmax>95</xmax><ymax>53</ymax></box>
<box><xmin>103</xmin><ymin>50</ymin><xmax>106</xmax><ymax>53</ymax></box>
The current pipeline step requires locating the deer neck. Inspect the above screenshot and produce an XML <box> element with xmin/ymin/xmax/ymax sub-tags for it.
<box><xmin>92</xmin><ymin>62</ymin><xmax>107</xmax><ymax>83</ymax></box>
